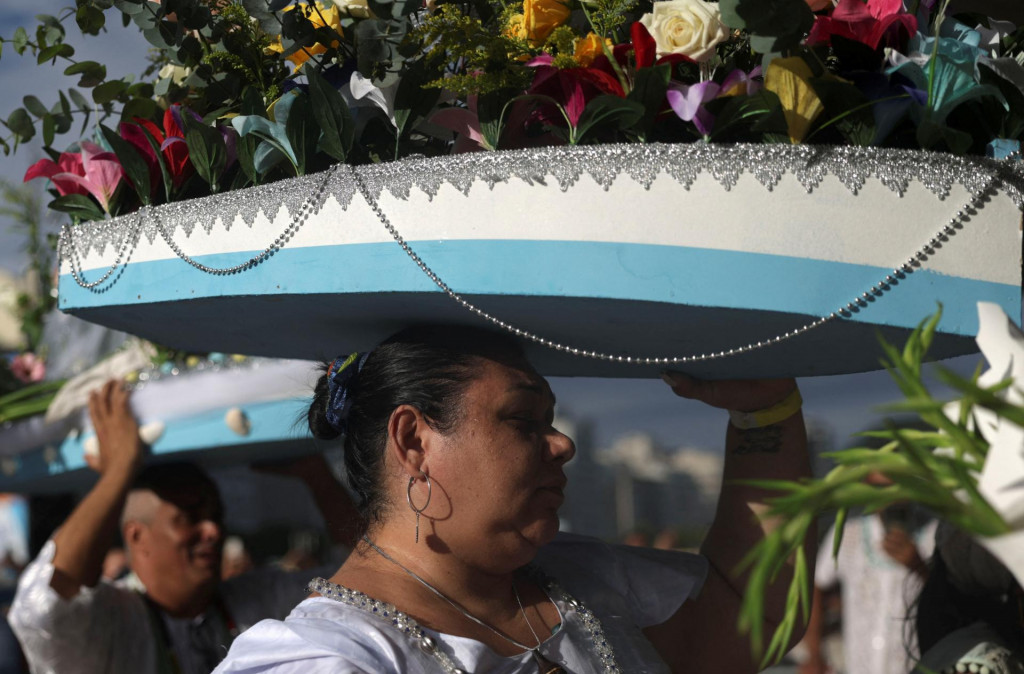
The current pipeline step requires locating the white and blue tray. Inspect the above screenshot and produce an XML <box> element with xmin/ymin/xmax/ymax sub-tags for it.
<box><xmin>57</xmin><ymin>144</ymin><xmax>1024</xmax><ymax>378</ymax></box>
<box><xmin>0</xmin><ymin>359</ymin><xmax>319</xmax><ymax>492</ymax></box>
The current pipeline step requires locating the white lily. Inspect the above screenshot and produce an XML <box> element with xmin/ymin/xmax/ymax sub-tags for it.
<box><xmin>954</xmin><ymin>302</ymin><xmax>1024</xmax><ymax>584</ymax></box>
<box><xmin>343</xmin><ymin>71</ymin><xmax>400</xmax><ymax>130</ymax></box>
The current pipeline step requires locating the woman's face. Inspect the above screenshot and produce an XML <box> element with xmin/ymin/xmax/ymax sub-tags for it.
<box><xmin>424</xmin><ymin>357</ymin><xmax>575</xmax><ymax>571</ymax></box>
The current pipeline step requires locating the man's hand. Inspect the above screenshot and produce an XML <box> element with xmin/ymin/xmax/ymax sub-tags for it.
<box><xmin>86</xmin><ymin>380</ymin><xmax>142</xmax><ymax>477</ymax></box>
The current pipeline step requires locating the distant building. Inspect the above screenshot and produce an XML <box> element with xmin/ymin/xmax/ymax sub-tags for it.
<box><xmin>558</xmin><ymin>412</ymin><xmax>724</xmax><ymax>542</ymax></box>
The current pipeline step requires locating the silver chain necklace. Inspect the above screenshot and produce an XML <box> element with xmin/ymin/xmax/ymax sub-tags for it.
<box><xmin>362</xmin><ymin>537</ymin><xmax>566</xmax><ymax>673</ymax></box>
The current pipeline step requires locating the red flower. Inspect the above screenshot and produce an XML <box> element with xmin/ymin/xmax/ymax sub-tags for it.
<box><xmin>120</xmin><ymin>105</ymin><xmax>197</xmax><ymax>197</ymax></box>
<box><xmin>806</xmin><ymin>0</ymin><xmax>917</xmax><ymax>51</ymax></box>
<box><xmin>527</xmin><ymin>53</ymin><xmax>625</xmax><ymax>127</ymax></box>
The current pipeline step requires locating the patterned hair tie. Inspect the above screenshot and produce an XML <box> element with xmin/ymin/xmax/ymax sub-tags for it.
<box><xmin>325</xmin><ymin>351</ymin><xmax>370</xmax><ymax>434</ymax></box>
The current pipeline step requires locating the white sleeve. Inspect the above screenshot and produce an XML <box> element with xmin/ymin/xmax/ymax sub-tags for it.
<box><xmin>8</xmin><ymin>540</ymin><xmax>149</xmax><ymax>674</ymax></box>
<box><xmin>213</xmin><ymin>616</ymin><xmax>402</xmax><ymax>674</ymax></box>
<box><xmin>535</xmin><ymin>532</ymin><xmax>709</xmax><ymax>628</ymax></box>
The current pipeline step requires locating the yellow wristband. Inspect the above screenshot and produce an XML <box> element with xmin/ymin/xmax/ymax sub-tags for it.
<box><xmin>728</xmin><ymin>389</ymin><xmax>802</xmax><ymax>429</ymax></box>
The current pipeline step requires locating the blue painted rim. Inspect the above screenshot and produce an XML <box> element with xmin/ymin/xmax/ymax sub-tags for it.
<box><xmin>60</xmin><ymin>240</ymin><xmax>1021</xmax><ymax>335</ymax></box>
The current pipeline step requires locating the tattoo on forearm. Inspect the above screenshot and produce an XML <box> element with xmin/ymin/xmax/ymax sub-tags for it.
<box><xmin>733</xmin><ymin>425</ymin><xmax>783</xmax><ymax>454</ymax></box>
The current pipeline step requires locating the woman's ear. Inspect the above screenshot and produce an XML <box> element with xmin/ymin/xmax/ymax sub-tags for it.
<box><xmin>387</xmin><ymin>404</ymin><xmax>433</xmax><ymax>478</ymax></box>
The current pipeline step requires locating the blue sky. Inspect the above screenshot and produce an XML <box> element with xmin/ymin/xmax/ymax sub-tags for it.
<box><xmin>0</xmin><ymin>3</ymin><xmax>990</xmax><ymax>456</ymax></box>
<box><xmin>0</xmin><ymin>2</ymin><xmax>151</xmax><ymax>273</ymax></box>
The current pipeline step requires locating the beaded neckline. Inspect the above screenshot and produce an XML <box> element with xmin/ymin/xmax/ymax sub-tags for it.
<box><xmin>307</xmin><ymin>568</ymin><xmax>621</xmax><ymax>674</ymax></box>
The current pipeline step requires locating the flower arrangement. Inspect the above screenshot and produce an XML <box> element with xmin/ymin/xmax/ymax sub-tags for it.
<box><xmin>1</xmin><ymin>0</ymin><xmax>1022</xmax><ymax>223</ymax></box>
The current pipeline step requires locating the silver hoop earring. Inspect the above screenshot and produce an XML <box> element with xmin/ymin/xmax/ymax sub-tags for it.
<box><xmin>407</xmin><ymin>474</ymin><xmax>432</xmax><ymax>543</ymax></box>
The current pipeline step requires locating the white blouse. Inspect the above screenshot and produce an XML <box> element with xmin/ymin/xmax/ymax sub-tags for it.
<box><xmin>214</xmin><ymin>533</ymin><xmax>708</xmax><ymax>674</ymax></box>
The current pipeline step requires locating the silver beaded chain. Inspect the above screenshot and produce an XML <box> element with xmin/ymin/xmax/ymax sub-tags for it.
<box><xmin>349</xmin><ymin>164</ymin><xmax>1002</xmax><ymax>366</ymax></box>
<box><xmin>151</xmin><ymin>164</ymin><xmax>339</xmax><ymax>276</ymax></box>
<box><xmin>60</xmin><ymin>209</ymin><xmax>143</xmax><ymax>291</ymax></box>
<box><xmin>60</xmin><ymin>150</ymin><xmax>1020</xmax><ymax>365</ymax></box>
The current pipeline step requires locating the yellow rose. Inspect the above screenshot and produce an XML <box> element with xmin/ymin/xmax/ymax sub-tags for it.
<box><xmin>573</xmin><ymin>33</ymin><xmax>612</xmax><ymax>67</ymax></box>
<box><xmin>638</xmin><ymin>0</ymin><xmax>727</xmax><ymax>62</ymax></box>
<box><xmin>267</xmin><ymin>2</ymin><xmax>343</xmax><ymax>68</ymax></box>
<box><xmin>520</xmin><ymin>0</ymin><xmax>570</xmax><ymax>47</ymax></box>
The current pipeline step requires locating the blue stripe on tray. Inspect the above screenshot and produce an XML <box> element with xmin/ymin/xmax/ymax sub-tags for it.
<box><xmin>60</xmin><ymin>240</ymin><xmax>1021</xmax><ymax>335</ymax></box>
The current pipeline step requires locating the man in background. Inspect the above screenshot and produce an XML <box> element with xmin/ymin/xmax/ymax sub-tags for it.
<box><xmin>9</xmin><ymin>380</ymin><xmax>359</xmax><ymax>673</ymax></box>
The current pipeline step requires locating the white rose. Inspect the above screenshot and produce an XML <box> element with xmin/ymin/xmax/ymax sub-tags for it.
<box><xmin>639</xmin><ymin>0</ymin><xmax>728</xmax><ymax>62</ymax></box>
<box><xmin>331</xmin><ymin>0</ymin><xmax>373</xmax><ymax>18</ymax></box>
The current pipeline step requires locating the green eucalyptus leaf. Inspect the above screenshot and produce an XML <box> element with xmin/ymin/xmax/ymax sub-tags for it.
<box><xmin>53</xmin><ymin>113</ymin><xmax>72</xmax><ymax>134</ymax></box>
<box><xmin>12</xmin><ymin>27</ymin><xmax>29</xmax><ymax>55</ymax></box>
<box><xmin>54</xmin><ymin>91</ymin><xmax>71</xmax><ymax>117</ymax></box>
<box><xmin>42</xmin><ymin>113</ymin><xmax>56</xmax><ymax>146</ymax></box>
<box><xmin>37</xmin><ymin>43</ymin><xmax>74</xmax><ymax>64</ymax></box>
<box><xmin>23</xmin><ymin>96</ymin><xmax>49</xmax><ymax>118</ymax></box>
<box><xmin>100</xmin><ymin>123</ymin><xmax>152</xmax><ymax>205</ymax></box>
<box><xmin>65</xmin><ymin>61</ymin><xmax>107</xmax><ymax>88</ymax></box>
<box><xmin>76</xmin><ymin>4</ymin><xmax>107</xmax><ymax>35</ymax></box>
<box><xmin>7</xmin><ymin>108</ymin><xmax>35</xmax><ymax>142</ymax></box>
<box><xmin>92</xmin><ymin>80</ymin><xmax>127</xmax><ymax>104</ymax></box>
<box><xmin>68</xmin><ymin>87</ymin><xmax>91</xmax><ymax>111</ymax></box>
<box><xmin>49</xmin><ymin>194</ymin><xmax>106</xmax><ymax>222</ymax></box>
<box><xmin>121</xmin><ymin>97</ymin><xmax>159</xmax><ymax>122</ymax></box>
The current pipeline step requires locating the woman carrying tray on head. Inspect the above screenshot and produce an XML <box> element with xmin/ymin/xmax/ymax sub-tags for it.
<box><xmin>214</xmin><ymin>325</ymin><xmax>813</xmax><ymax>674</ymax></box>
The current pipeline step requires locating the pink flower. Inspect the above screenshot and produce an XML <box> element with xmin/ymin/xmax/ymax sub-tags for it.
<box><xmin>10</xmin><ymin>353</ymin><xmax>45</xmax><ymax>384</ymax></box>
<box><xmin>24</xmin><ymin>141</ymin><xmax>125</xmax><ymax>214</ymax></box>
<box><xmin>807</xmin><ymin>0</ymin><xmax>917</xmax><ymax>50</ymax></box>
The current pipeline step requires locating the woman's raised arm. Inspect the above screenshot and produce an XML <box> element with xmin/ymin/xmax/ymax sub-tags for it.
<box><xmin>644</xmin><ymin>374</ymin><xmax>814</xmax><ymax>673</ymax></box>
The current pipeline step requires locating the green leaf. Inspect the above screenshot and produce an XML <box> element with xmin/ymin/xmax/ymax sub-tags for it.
<box><xmin>831</xmin><ymin>508</ymin><xmax>848</xmax><ymax>559</ymax></box>
<box><xmin>182</xmin><ymin>116</ymin><xmax>228</xmax><ymax>192</ymax></box>
<box><xmin>49</xmin><ymin>194</ymin><xmax>106</xmax><ymax>222</ymax></box>
<box><xmin>284</xmin><ymin>93</ymin><xmax>320</xmax><ymax>175</ymax></box>
<box><xmin>235</xmin><ymin>133</ymin><xmax>259</xmax><ymax>185</ymax></box>
<box><xmin>137</xmin><ymin>123</ymin><xmax>174</xmax><ymax>202</ymax></box>
<box><xmin>76</xmin><ymin>4</ymin><xmax>107</xmax><ymax>35</ymax></box>
<box><xmin>42</xmin><ymin>113</ymin><xmax>56</xmax><ymax>146</ymax></box>
<box><xmin>37</xmin><ymin>43</ymin><xmax>75</xmax><ymax>64</ymax></box>
<box><xmin>6</xmin><ymin>108</ymin><xmax>35</xmax><ymax>142</ymax></box>
<box><xmin>64</xmin><ymin>60</ymin><xmax>107</xmax><ymax>88</ymax></box>
<box><xmin>628</xmin><ymin>65</ymin><xmax>671</xmax><ymax>138</ymax></box>
<box><xmin>93</xmin><ymin>80</ymin><xmax>128</xmax><ymax>105</ymax></box>
<box><xmin>121</xmin><ymin>97</ymin><xmax>158</xmax><ymax>122</ymax></box>
<box><xmin>23</xmin><ymin>96</ymin><xmax>49</xmax><ymax>118</ymax></box>
<box><xmin>69</xmin><ymin>88</ymin><xmax>92</xmax><ymax>111</ymax></box>
<box><xmin>304</xmin><ymin>64</ymin><xmax>354</xmax><ymax>162</ymax></box>
<box><xmin>99</xmin><ymin>123</ymin><xmax>152</xmax><ymax>205</ymax></box>
<box><xmin>12</xmin><ymin>27</ymin><xmax>28</xmax><ymax>55</ymax></box>
<box><xmin>719</xmin><ymin>0</ymin><xmax>814</xmax><ymax>53</ymax></box>
<box><xmin>574</xmin><ymin>95</ymin><xmax>645</xmax><ymax>144</ymax></box>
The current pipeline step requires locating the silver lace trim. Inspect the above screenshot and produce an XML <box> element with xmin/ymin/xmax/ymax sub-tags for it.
<box><xmin>307</xmin><ymin>569</ymin><xmax>621</xmax><ymax>674</ymax></box>
<box><xmin>61</xmin><ymin>143</ymin><xmax>1024</xmax><ymax>259</ymax></box>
